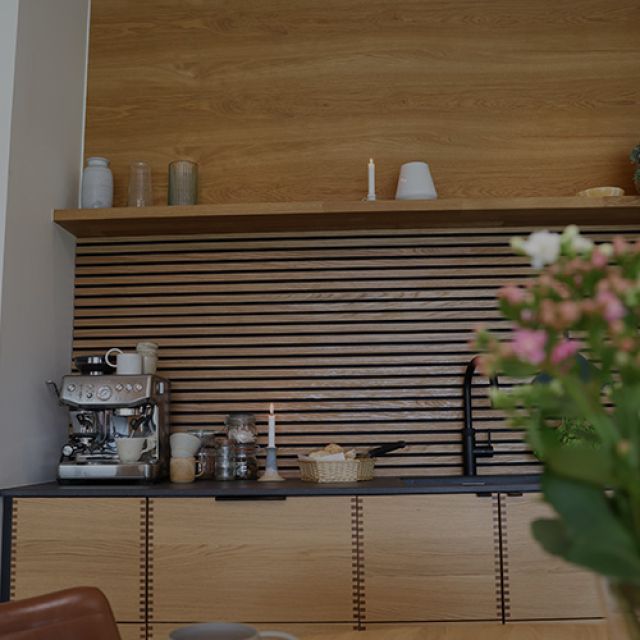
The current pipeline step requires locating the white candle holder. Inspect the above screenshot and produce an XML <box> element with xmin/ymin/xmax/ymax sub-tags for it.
<box><xmin>258</xmin><ymin>446</ymin><xmax>285</xmax><ymax>482</ymax></box>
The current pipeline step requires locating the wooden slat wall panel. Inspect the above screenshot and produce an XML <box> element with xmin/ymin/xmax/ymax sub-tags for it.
<box><xmin>73</xmin><ymin>226</ymin><xmax>639</xmax><ymax>476</ymax></box>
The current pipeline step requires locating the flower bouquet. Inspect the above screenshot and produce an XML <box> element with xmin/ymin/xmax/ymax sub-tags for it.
<box><xmin>476</xmin><ymin>225</ymin><xmax>640</xmax><ymax>637</ymax></box>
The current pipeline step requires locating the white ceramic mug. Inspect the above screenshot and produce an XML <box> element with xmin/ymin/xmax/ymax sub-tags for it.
<box><xmin>117</xmin><ymin>437</ymin><xmax>154</xmax><ymax>463</ymax></box>
<box><xmin>395</xmin><ymin>161</ymin><xmax>438</xmax><ymax>200</ymax></box>
<box><xmin>105</xmin><ymin>348</ymin><xmax>143</xmax><ymax>375</ymax></box>
<box><xmin>169</xmin><ymin>623</ymin><xmax>298</xmax><ymax>640</ymax></box>
<box><xmin>170</xmin><ymin>432</ymin><xmax>202</xmax><ymax>458</ymax></box>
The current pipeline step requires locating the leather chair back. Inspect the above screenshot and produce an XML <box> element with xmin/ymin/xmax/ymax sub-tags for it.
<box><xmin>0</xmin><ymin>587</ymin><xmax>122</xmax><ymax>640</ymax></box>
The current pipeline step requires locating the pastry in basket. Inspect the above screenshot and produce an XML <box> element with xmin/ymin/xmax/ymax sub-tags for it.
<box><xmin>304</xmin><ymin>443</ymin><xmax>356</xmax><ymax>462</ymax></box>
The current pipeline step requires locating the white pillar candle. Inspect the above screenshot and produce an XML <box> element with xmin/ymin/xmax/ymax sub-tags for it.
<box><xmin>367</xmin><ymin>158</ymin><xmax>376</xmax><ymax>201</ymax></box>
<box><xmin>268</xmin><ymin>402</ymin><xmax>276</xmax><ymax>448</ymax></box>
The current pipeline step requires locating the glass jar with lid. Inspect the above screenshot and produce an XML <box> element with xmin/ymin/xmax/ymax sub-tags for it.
<box><xmin>225</xmin><ymin>412</ymin><xmax>257</xmax><ymax>444</ymax></box>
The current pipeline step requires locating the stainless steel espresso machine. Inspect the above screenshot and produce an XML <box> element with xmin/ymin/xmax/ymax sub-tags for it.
<box><xmin>48</xmin><ymin>374</ymin><xmax>170</xmax><ymax>482</ymax></box>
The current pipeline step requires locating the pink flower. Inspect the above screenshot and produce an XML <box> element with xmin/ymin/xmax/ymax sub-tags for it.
<box><xmin>550</xmin><ymin>339</ymin><xmax>582</xmax><ymax>365</ymax></box>
<box><xmin>498</xmin><ymin>285</ymin><xmax>526</xmax><ymax>305</ymax></box>
<box><xmin>613</xmin><ymin>236</ymin><xmax>628</xmax><ymax>256</ymax></box>
<box><xmin>596</xmin><ymin>290</ymin><xmax>626</xmax><ymax>322</ymax></box>
<box><xmin>511</xmin><ymin>329</ymin><xmax>547</xmax><ymax>365</ymax></box>
<box><xmin>591</xmin><ymin>249</ymin><xmax>608</xmax><ymax>269</ymax></box>
<box><xmin>618</xmin><ymin>337</ymin><xmax>636</xmax><ymax>353</ymax></box>
<box><xmin>520</xmin><ymin>309</ymin><xmax>534</xmax><ymax>322</ymax></box>
<box><xmin>558</xmin><ymin>301</ymin><xmax>581</xmax><ymax>325</ymax></box>
<box><xmin>539</xmin><ymin>299</ymin><xmax>558</xmax><ymax>328</ymax></box>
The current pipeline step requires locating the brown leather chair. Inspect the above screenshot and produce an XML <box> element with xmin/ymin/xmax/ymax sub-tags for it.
<box><xmin>0</xmin><ymin>587</ymin><xmax>122</xmax><ymax>640</ymax></box>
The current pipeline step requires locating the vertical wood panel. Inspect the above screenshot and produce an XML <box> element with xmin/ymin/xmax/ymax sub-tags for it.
<box><xmin>11</xmin><ymin>498</ymin><xmax>145</xmax><ymax>623</ymax></box>
<box><xmin>151</xmin><ymin>497</ymin><xmax>354</xmax><ymax>623</ymax></box>
<box><xmin>503</xmin><ymin>494</ymin><xmax>604</xmax><ymax>621</ymax></box>
<box><xmin>85</xmin><ymin>0</ymin><xmax>640</xmax><ymax>206</ymax></box>
<box><xmin>362</xmin><ymin>494</ymin><xmax>498</xmax><ymax>621</ymax></box>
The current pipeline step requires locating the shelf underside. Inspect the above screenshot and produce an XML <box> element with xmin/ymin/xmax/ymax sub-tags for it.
<box><xmin>54</xmin><ymin>196</ymin><xmax>640</xmax><ymax>238</ymax></box>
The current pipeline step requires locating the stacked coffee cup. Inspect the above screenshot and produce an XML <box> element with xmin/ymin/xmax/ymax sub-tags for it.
<box><xmin>169</xmin><ymin>433</ymin><xmax>202</xmax><ymax>483</ymax></box>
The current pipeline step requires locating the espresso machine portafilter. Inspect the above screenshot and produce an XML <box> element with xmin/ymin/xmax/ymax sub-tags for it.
<box><xmin>47</xmin><ymin>374</ymin><xmax>170</xmax><ymax>482</ymax></box>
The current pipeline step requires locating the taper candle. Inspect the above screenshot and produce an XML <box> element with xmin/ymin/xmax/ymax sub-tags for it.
<box><xmin>367</xmin><ymin>158</ymin><xmax>376</xmax><ymax>201</ymax></box>
<box><xmin>268</xmin><ymin>402</ymin><xmax>276</xmax><ymax>448</ymax></box>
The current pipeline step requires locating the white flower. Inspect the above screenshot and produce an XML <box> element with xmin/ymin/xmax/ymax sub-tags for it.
<box><xmin>571</xmin><ymin>235</ymin><xmax>593</xmax><ymax>254</ymax></box>
<box><xmin>522</xmin><ymin>230</ymin><xmax>561</xmax><ymax>269</ymax></box>
<box><xmin>561</xmin><ymin>225</ymin><xmax>593</xmax><ymax>254</ymax></box>
<box><xmin>599</xmin><ymin>243</ymin><xmax>613</xmax><ymax>257</ymax></box>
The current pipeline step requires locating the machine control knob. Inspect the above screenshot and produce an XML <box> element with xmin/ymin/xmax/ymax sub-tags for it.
<box><xmin>134</xmin><ymin>383</ymin><xmax>143</xmax><ymax>392</ymax></box>
<box><xmin>61</xmin><ymin>444</ymin><xmax>74</xmax><ymax>458</ymax></box>
<box><xmin>125</xmin><ymin>384</ymin><xmax>133</xmax><ymax>392</ymax></box>
<box><xmin>66</xmin><ymin>383</ymin><xmax>76</xmax><ymax>392</ymax></box>
<box><xmin>115</xmin><ymin>383</ymin><xmax>123</xmax><ymax>392</ymax></box>
<box><xmin>97</xmin><ymin>385</ymin><xmax>113</xmax><ymax>401</ymax></box>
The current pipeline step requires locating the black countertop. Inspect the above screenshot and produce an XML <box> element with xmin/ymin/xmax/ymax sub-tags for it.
<box><xmin>1</xmin><ymin>474</ymin><xmax>541</xmax><ymax>498</ymax></box>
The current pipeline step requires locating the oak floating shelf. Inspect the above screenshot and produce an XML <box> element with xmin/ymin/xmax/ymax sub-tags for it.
<box><xmin>53</xmin><ymin>196</ymin><xmax>640</xmax><ymax>238</ymax></box>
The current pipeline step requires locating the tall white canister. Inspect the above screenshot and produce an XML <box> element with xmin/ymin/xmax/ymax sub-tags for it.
<box><xmin>81</xmin><ymin>156</ymin><xmax>113</xmax><ymax>208</ymax></box>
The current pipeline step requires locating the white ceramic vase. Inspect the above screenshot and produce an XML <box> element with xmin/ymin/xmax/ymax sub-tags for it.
<box><xmin>81</xmin><ymin>156</ymin><xmax>113</xmax><ymax>208</ymax></box>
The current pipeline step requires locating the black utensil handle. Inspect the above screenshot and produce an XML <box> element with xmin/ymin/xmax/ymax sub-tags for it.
<box><xmin>368</xmin><ymin>440</ymin><xmax>407</xmax><ymax>457</ymax></box>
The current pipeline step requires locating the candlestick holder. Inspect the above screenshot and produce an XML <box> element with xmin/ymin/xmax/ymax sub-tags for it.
<box><xmin>258</xmin><ymin>446</ymin><xmax>286</xmax><ymax>482</ymax></box>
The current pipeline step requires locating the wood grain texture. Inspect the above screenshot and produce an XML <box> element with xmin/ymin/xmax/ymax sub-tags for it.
<box><xmin>118</xmin><ymin>624</ymin><xmax>146</xmax><ymax>640</ymax></box>
<box><xmin>152</xmin><ymin>621</ymin><xmax>608</xmax><ymax>639</ymax></box>
<box><xmin>361</xmin><ymin>494</ymin><xmax>498</xmax><ymax>622</ymax></box>
<box><xmin>72</xmin><ymin>226</ymin><xmax>559</xmax><ymax>476</ymax></box>
<box><xmin>11</xmin><ymin>498</ymin><xmax>145</xmax><ymax>623</ymax></box>
<box><xmin>303</xmin><ymin>621</ymin><xmax>608</xmax><ymax>639</ymax></box>
<box><xmin>84</xmin><ymin>0</ymin><xmax>640</xmax><ymax>206</ymax></box>
<box><xmin>503</xmin><ymin>494</ymin><xmax>604</xmax><ymax>620</ymax></box>
<box><xmin>71</xmin><ymin>226</ymin><xmax>639</xmax><ymax>476</ymax></box>
<box><xmin>149</xmin><ymin>624</ymin><xmax>355</xmax><ymax>639</ymax></box>
<box><xmin>55</xmin><ymin>197</ymin><xmax>640</xmax><ymax>238</ymax></box>
<box><xmin>151</xmin><ymin>497</ymin><xmax>354</xmax><ymax>623</ymax></box>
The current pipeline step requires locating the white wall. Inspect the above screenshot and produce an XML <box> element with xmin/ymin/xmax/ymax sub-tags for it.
<box><xmin>0</xmin><ymin>0</ymin><xmax>89</xmax><ymax>490</ymax></box>
<box><xmin>0</xmin><ymin>1</ymin><xmax>20</xmax><ymax>320</ymax></box>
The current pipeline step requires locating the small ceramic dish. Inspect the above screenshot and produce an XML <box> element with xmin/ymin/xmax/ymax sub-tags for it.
<box><xmin>577</xmin><ymin>186</ymin><xmax>625</xmax><ymax>197</ymax></box>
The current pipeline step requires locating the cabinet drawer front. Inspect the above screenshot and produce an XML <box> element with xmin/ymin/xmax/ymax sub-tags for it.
<box><xmin>151</xmin><ymin>497</ymin><xmax>354</xmax><ymax>622</ymax></box>
<box><xmin>505</xmin><ymin>495</ymin><xmax>603</xmax><ymax>620</ymax></box>
<box><xmin>150</xmin><ymin>623</ymin><xmax>354</xmax><ymax>639</ymax></box>
<box><xmin>362</xmin><ymin>495</ymin><xmax>499</xmax><ymax>622</ymax></box>
<box><xmin>11</xmin><ymin>498</ymin><xmax>145</xmax><ymax>622</ymax></box>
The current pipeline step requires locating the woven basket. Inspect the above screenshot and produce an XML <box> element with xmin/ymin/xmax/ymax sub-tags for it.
<box><xmin>298</xmin><ymin>457</ymin><xmax>375</xmax><ymax>483</ymax></box>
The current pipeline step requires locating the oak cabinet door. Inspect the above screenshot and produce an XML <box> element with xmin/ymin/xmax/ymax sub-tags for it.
<box><xmin>11</xmin><ymin>498</ymin><xmax>145</xmax><ymax>622</ymax></box>
<box><xmin>362</xmin><ymin>494</ymin><xmax>499</xmax><ymax>622</ymax></box>
<box><xmin>151</xmin><ymin>497</ymin><xmax>353</xmax><ymax>623</ymax></box>
<box><xmin>149</xmin><ymin>623</ymin><xmax>354</xmax><ymax>639</ymax></box>
<box><xmin>118</xmin><ymin>624</ymin><xmax>146</xmax><ymax>640</ymax></box>
<box><xmin>504</xmin><ymin>494</ymin><xmax>603</xmax><ymax>620</ymax></box>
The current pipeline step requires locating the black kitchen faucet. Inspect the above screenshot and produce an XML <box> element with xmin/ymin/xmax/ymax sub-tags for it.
<box><xmin>462</xmin><ymin>356</ymin><xmax>499</xmax><ymax>476</ymax></box>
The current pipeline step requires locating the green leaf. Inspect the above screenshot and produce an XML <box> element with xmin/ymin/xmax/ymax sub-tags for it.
<box><xmin>535</xmin><ymin>472</ymin><xmax>640</xmax><ymax>582</ymax></box>
<box><xmin>544</xmin><ymin>441</ymin><xmax>617</xmax><ymax>488</ymax></box>
<box><xmin>533</xmin><ymin>517</ymin><xmax>640</xmax><ymax>582</ymax></box>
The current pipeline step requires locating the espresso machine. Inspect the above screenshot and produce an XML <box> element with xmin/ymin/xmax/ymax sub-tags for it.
<box><xmin>48</xmin><ymin>374</ymin><xmax>170</xmax><ymax>482</ymax></box>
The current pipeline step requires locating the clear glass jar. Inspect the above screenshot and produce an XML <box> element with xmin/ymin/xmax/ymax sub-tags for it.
<box><xmin>168</xmin><ymin>160</ymin><xmax>198</xmax><ymax>205</ymax></box>
<box><xmin>225</xmin><ymin>412</ymin><xmax>257</xmax><ymax>444</ymax></box>
<box><xmin>197</xmin><ymin>447</ymin><xmax>216</xmax><ymax>480</ymax></box>
<box><xmin>214</xmin><ymin>439</ymin><xmax>235</xmax><ymax>481</ymax></box>
<box><xmin>234</xmin><ymin>443</ymin><xmax>258</xmax><ymax>480</ymax></box>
